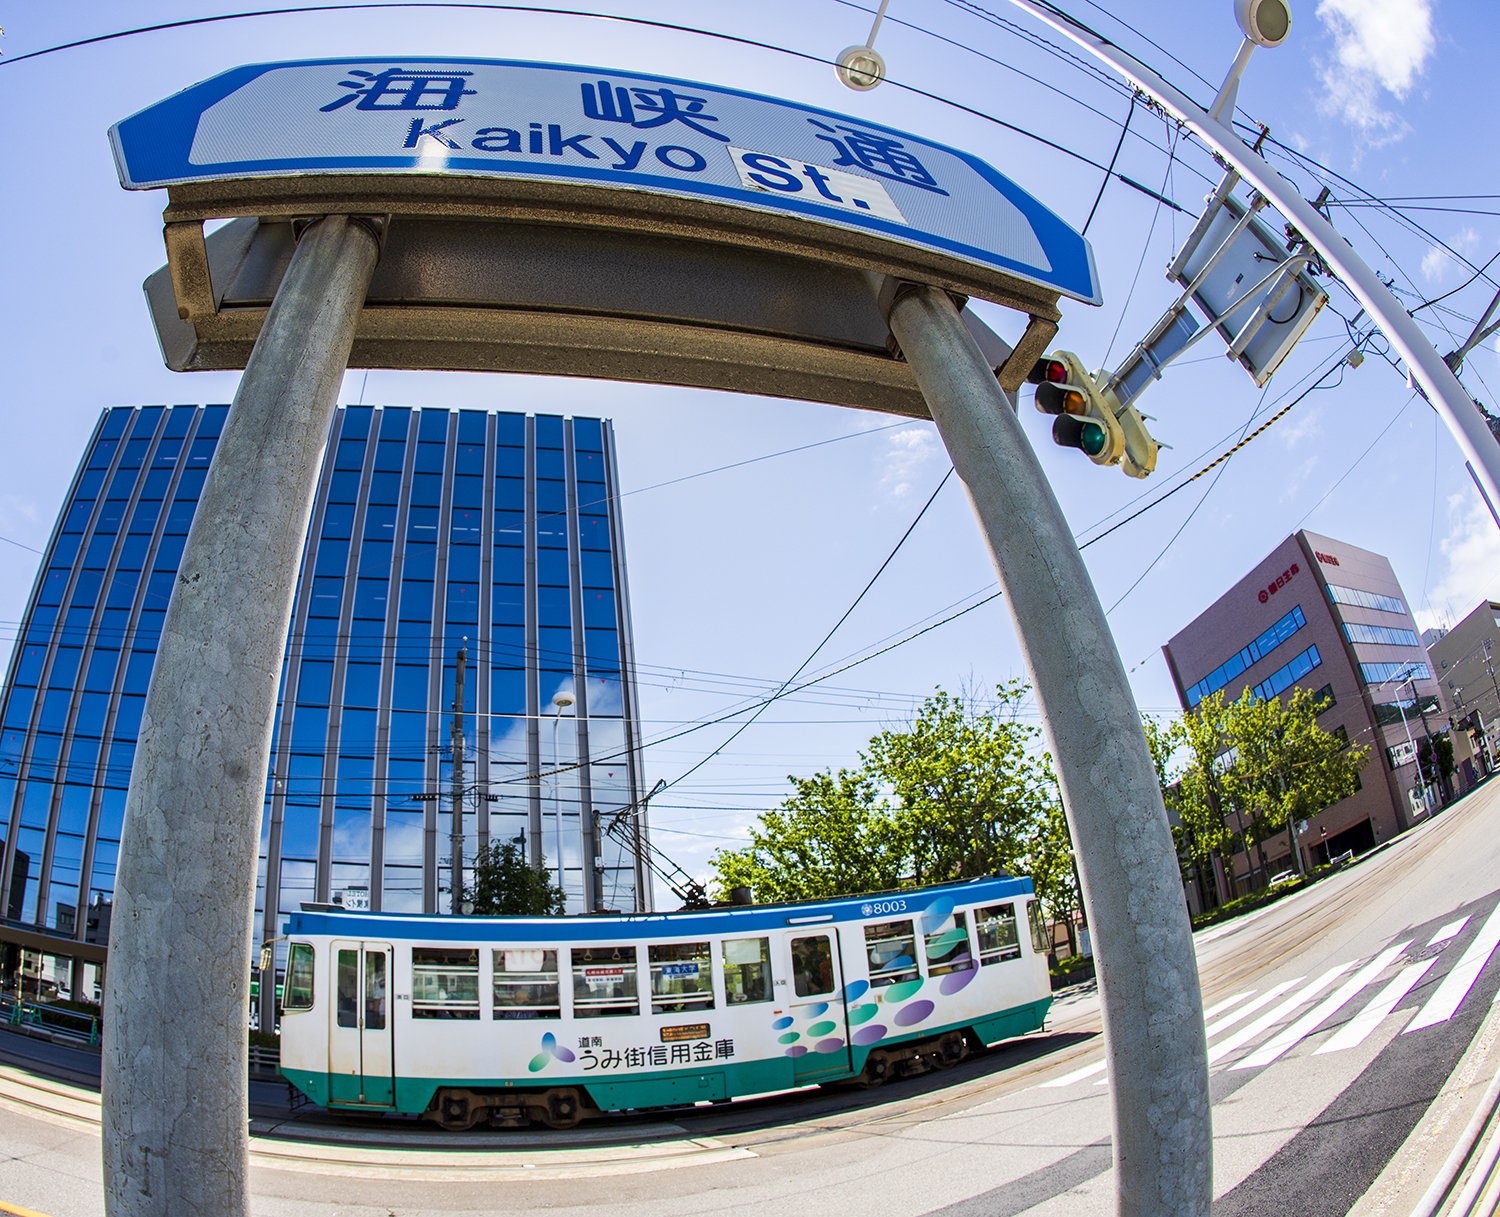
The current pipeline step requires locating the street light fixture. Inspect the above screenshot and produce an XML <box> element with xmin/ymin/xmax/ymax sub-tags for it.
<box><xmin>835</xmin><ymin>0</ymin><xmax>890</xmax><ymax>90</ymax></box>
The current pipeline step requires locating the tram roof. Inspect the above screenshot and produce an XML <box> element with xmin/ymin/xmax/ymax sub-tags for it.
<box><xmin>284</xmin><ymin>875</ymin><xmax>1034</xmax><ymax>943</ymax></box>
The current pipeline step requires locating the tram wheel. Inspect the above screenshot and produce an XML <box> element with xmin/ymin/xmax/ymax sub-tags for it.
<box><xmin>536</xmin><ymin>1087</ymin><xmax>584</xmax><ymax>1130</ymax></box>
<box><xmin>930</xmin><ymin>1032</ymin><xmax>969</xmax><ymax>1070</ymax></box>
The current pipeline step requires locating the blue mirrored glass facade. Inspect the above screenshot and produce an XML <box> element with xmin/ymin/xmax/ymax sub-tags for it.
<box><xmin>0</xmin><ymin>405</ymin><xmax>648</xmax><ymax>1001</ymax></box>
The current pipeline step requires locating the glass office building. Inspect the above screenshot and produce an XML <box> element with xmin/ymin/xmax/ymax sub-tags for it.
<box><xmin>0</xmin><ymin>404</ymin><xmax>648</xmax><ymax>1003</ymax></box>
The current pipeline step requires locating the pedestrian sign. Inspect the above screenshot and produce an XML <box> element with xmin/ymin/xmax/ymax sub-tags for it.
<box><xmin>110</xmin><ymin>58</ymin><xmax>1100</xmax><ymax>305</ymax></box>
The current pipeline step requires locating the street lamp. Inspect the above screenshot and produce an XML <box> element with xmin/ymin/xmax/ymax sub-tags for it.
<box><xmin>551</xmin><ymin>691</ymin><xmax>575</xmax><ymax>900</ymax></box>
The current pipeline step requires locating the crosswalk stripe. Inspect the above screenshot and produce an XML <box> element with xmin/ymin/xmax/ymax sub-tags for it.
<box><xmin>1203</xmin><ymin>990</ymin><xmax>1256</xmax><ymax>1020</ymax></box>
<box><xmin>1429</xmin><ymin>916</ymin><xmax>1471</xmax><ymax>947</ymax></box>
<box><xmin>1208</xmin><ymin>963</ymin><xmax>1358</xmax><ymax>1065</ymax></box>
<box><xmin>1039</xmin><ymin>1058</ymin><xmax>1109</xmax><ymax>1088</ymax></box>
<box><xmin>1204</xmin><ymin>980</ymin><xmax>1303</xmax><ymax>1040</ymax></box>
<box><xmin>1316</xmin><ymin>958</ymin><xmax>1438</xmax><ymax>1054</ymax></box>
<box><xmin>1232</xmin><ymin>942</ymin><xmax>1410</xmax><ymax>1070</ymax></box>
<box><xmin>1408</xmin><ymin>903</ymin><xmax>1500</xmax><ymax>1032</ymax></box>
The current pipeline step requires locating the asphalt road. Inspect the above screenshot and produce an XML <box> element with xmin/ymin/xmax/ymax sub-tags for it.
<box><xmin>4</xmin><ymin>777</ymin><xmax>1500</xmax><ymax>1217</ymax></box>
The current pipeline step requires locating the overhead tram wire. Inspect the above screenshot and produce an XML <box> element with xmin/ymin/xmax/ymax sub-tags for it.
<box><xmin>658</xmin><ymin>467</ymin><xmax>955</xmax><ymax>793</ymax></box>
<box><xmin>1078</xmin><ymin>347</ymin><xmax>1357</xmax><ymax>552</ymax></box>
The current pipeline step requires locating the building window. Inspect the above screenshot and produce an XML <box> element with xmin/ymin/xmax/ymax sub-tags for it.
<box><xmin>1313</xmin><ymin>684</ymin><xmax>1336</xmax><ymax>715</ymax></box>
<box><xmin>1343</xmin><ymin>623</ymin><xmax>1420</xmax><ymax>647</ymax></box>
<box><xmin>1360</xmin><ymin>661</ymin><xmax>1432</xmax><ymax>686</ymax></box>
<box><xmin>1185</xmin><ymin>606</ymin><xmax>1307</xmax><ymax>707</ymax></box>
<box><xmin>1327</xmin><ymin>584</ymin><xmax>1405</xmax><ymax>615</ymax></box>
<box><xmin>1252</xmin><ymin>645</ymin><xmax>1323</xmax><ymax>702</ymax></box>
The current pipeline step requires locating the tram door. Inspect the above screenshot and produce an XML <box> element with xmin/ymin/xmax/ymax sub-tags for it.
<box><xmin>328</xmin><ymin>941</ymin><xmax>394</xmax><ymax>1107</ymax></box>
<box><xmin>779</xmin><ymin>929</ymin><xmax>854</xmax><ymax>1083</ymax></box>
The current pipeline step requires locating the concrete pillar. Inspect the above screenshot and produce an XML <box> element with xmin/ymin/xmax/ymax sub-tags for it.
<box><xmin>103</xmin><ymin>215</ymin><xmax>380</xmax><ymax>1217</ymax></box>
<box><xmin>888</xmin><ymin>286</ymin><xmax>1212</xmax><ymax>1217</ymax></box>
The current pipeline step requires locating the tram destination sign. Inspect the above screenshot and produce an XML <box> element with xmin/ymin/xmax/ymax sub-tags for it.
<box><xmin>110</xmin><ymin>58</ymin><xmax>1100</xmax><ymax>305</ymax></box>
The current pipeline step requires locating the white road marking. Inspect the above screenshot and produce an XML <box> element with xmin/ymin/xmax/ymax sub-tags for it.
<box><xmin>1204</xmin><ymin>980</ymin><xmax>1304</xmax><ymax>1040</ymax></box>
<box><xmin>1203</xmin><ymin>991</ymin><xmax>1256</xmax><ymax>1020</ymax></box>
<box><xmin>1233</xmin><ymin>942</ymin><xmax>1410</xmax><ymax>1070</ymax></box>
<box><xmin>1039</xmin><ymin>1059</ymin><xmax>1109</xmax><ymax>1088</ymax></box>
<box><xmin>1316</xmin><ymin>958</ymin><xmax>1437</xmax><ymax>1054</ymax></box>
<box><xmin>1408</xmin><ymin>904</ymin><xmax>1500</xmax><ymax>1032</ymax></box>
<box><xmin>1429</xmin><ymin>916</ymin><xmax>1471</xmax><ymax>947</ymax></box>
<box><xmin>1208</xmin><ymin>963</ymin><xmax>1359</xmax><ymax>1065</ymax></box>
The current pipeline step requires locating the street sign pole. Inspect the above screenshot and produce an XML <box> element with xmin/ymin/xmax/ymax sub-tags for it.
<box><xmin>102</xmin><ymin>215</ymin><xmax>380</xmax><ymax>1217</ymax></box>
<box><xmin>889</xmin><ymin>286</ymin><xmax>1211</xmax><ymax>1217</ymax></box>
<box><xmin>1001</xmin><ymin>0</ymin><xmax>1500</xmax><ymax>524</ymax></box>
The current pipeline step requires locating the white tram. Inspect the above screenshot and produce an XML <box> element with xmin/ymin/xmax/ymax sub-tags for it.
<box><xmin>277</xmin><ymin>876</ymin><xmax>1053</xmax><ymax>1128</ymax></box>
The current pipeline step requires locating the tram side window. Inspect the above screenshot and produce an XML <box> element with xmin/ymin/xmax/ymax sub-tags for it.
<box><xmin>791</xmin><ymin>935</ymin><xmax>835</xmax><ymax>998</ymax></box>
<box><xmin>336</xmin><ymin>950</ymin><xmax>360</xmax><ymax>1026</ymax></box>
<box><xmin>1027</xmin><ymin>900</ymin><xmax>1052</xmax><ymax>956</ymax></box>
<box><xmin>573</xmin><ymin>946</ymin><xmax>639</xmax><ymax>1017</ymax></box>
<box><xmin>365</xmin><ymin>950</ymin><xmax>387</xmax><ymax>1031</ymax></box>
<box><xmin>284</xmin><ymin>943</ymin><xmax>315</xmax><ymax>1011</ymax></box>
<box><xmin>493</xmin><ymin>949</ymin><xmax>560</xmax><ymax>1019</ymax></box>
<box><xmin>650</xmin><ymin>942</ymin><xmax>714</xmax><ymax>1014</ymax></box>
<box><xmin>925</xmin><ymin>910</ymin><xmax>974</xmax><ymax>976</ymax></box>
<box><xmin>411</xmin><ymin>948</ymin><xmax>481</xmax><ymax>1020</ymax></box>
<box><xmin>864</xmin><ymin>919</ymin><xmax>918</xmax><ymax>988</ymax></box>
<box><xmin>722</xmin><ymin>937</ymin><xmax>773</xmax><ymax>1004</ymax></box>
<box><xmin>976</xmin><ymin>904</ymin><xmax>1021</xmax><ymax>965</ymax></box>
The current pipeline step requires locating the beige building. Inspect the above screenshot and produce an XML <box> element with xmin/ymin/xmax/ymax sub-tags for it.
<box><xmin>1428</xmin><ymin>599</ymin><xmax>1500</xmax><ymax>785</ymax></box>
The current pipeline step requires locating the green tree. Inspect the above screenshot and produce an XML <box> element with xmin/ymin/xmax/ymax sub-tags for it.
<box><xmin>712</xmin><ymin>684</ymin><xmax>1072</xmax><ymax>932</ymax></box>
<box><xmin>467</xmin><ymin>840</ymin><xmax>567</xmax><ymax>915</ymax></box>
<box><xmin>711</xmin><ymin>767</ymin><xmax>905</xmax><ymax>903</ymax></box>
<box><xmin>864</xmin><ymin>683</ymin><xmax>1056</xmax><ymax>886</ymax></box>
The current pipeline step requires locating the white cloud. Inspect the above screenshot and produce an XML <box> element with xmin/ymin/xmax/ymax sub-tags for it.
<box><xmin>1316</xmin><ymin>0</ymin><xmax>1435</xmax><ymax>144</ymax></box>
<box><xmin>1420</xmin><ymin>228</ymin><xmax>1480</xmax><ymax>284</ymax></box>
<box><xmin>879</xmin><ymin>426</ymin><xmax>941</xmax><ymax>499</ymax></box>
<box><xmin>1415</xmin><ymin>492</ymin><xmax>1500</xmax><ymax>630</ymax></box>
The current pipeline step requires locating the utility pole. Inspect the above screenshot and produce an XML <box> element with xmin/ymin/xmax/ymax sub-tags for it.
<box><xmin>1000</xmin><ymin>0</ymin><xmax>1500</xmax><ymax>529</ymax></box>
<box><xmin>450</xmin><ymin>641</ymin><xmax>467</xmax><ymax>915</ymax></box>
<box><xmin>1407</xmin><ymin>672</ymin><xmax>1441</xmax><ymax>807</ymax></box>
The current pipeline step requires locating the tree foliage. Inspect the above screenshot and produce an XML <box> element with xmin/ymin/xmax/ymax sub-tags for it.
<box><xmin>712</xmin><ymin>683</ymin><xmax>1077</xmax><ymax>924</ymax></box>
<box><xmin>1149</xmin><ymin>686</ymin><xmax>1369</xmax><ymax>892</ymax></box>
<box><xmin>467</xmin><ymin>840</ymin><xmax>567</xmax><ymax>915</ymax></box>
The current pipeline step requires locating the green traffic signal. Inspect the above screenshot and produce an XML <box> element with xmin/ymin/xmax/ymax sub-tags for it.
<box><xmin>1053</xmin><ymin>414</ymin><xmax>1107</xmax><ymax>456</ymax></box>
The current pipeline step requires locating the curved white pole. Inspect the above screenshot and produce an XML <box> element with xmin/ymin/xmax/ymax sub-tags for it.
<box><xmin>1002</xmin><ymin>0</ymin><xmax>1500</xmax><ymax>520</ymax></box>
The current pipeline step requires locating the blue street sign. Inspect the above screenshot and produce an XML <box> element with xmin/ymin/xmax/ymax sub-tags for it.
<box><xmin>111</xmin><ymin>58</ymin><xmax>1100</xmax><ymax>304</ymax></box>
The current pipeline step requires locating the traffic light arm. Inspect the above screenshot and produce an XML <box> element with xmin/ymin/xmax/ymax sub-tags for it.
<box><xmin>999</xmin><ymin>0</ymin><xmax>1500</xmax><ymax>526</ymax></box>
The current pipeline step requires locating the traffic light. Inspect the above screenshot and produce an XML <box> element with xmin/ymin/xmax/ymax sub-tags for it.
<box><xmin>1026</xmin><ymin>351</ymin><xmax>1159</xmax><ymax>479</ymax></box>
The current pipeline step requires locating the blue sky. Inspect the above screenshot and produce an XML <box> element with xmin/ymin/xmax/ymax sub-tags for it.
<box><xmin>0</xmin><ymin>0</ymin><xmax>1495</xmax><ymax>889</ymax></box>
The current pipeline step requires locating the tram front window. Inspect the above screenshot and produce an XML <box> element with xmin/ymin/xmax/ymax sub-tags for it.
<box><xmin>723</xmin><ymin>937</ymin><xmax>772</xmax><ymax>1004</ymax></box>
<box><xmin>650</xmin><ymin>942</ymin><xmax>714</xmax><ymax>1014</ymax></box>
<box><xmin>411</xmin><ymin>948</ymin><xmax>481</xmax><ymax>1019</ymax></box>
<box><xmin>336</xmin><ymin>949</ymin><xmax>358</xmax><ymax>1028</ymax></box>
<box><xmin>791</xmin><ymin>935</ymin><xmax>834</xmax><ymax>997</ymax></box>
<box><xmin>493</xmin><ymin>949</ymin><xmax>560</xmax><ymax>1019</ymax></box>
<box><xmin>864</xmin><ymin>920</ymin><xmax>918</xmax><ymax>987</ymax></box>
<box><xmin>573</xmin><ymin>946</ymin><xmax>639</xmax><ymax>1018</ymax></box>
<box><xmin>284</xmin><ymin>943</ymin><xmax>315</xmax><ymax>1012</ymax></box>
<box><xmin>1027</xmin><ymin>900</ymin><xmax>1052</xmax><ymax>956</ymax></box>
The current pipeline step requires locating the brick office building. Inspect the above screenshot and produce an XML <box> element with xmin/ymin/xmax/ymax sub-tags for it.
<box><xmin>1164</xmin><ymin>530</ymin><xmax>1439</xmax><ymax>902</ymax></box>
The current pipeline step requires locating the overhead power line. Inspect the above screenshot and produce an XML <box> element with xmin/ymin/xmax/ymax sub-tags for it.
<box><xmin>660</xmin><ymin>467</ymin><xmax>954</xmax><ymax>792</ymax></box>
